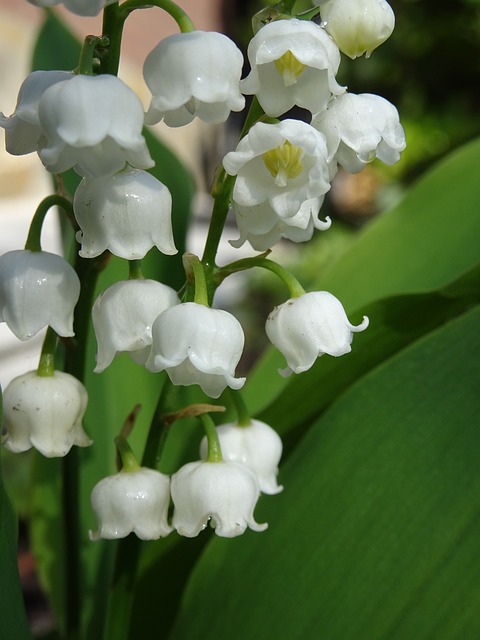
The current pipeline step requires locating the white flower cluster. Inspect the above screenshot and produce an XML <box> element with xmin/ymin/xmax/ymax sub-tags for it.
<box><xmin>1</xmin><ymin>0</ymin><xmax>402</xmax><ymax>538</ymax></box>
<box><xmin>89</xmin><ymin>419</ymin><xmax>281</xmax><ymax>539</ymax></box>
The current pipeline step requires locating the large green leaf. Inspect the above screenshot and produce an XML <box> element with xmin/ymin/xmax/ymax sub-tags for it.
<box><xmin>168</xmin><ymin>305</ymin><xmax>480</xmax><ymax>640</ymax></box>
<box><xmin>0</xmin><ymin>391</ymin><xmax>32</xmax><ymax>640</ymax></box>
<box><xmin>244</xmin><ymin>136</ymin><xmax>480</xmax><ymax>415</ymax></box>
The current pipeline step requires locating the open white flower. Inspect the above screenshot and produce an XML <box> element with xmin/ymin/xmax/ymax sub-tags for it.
<box><xmin>265</xmin><ymin>291</ymin><xmax>369</xmax><ymax>376</ymax></box>
<box><xmin>241</xmin><ymin>18</ymin><xmax>344</xmax><ymax>117</ymax></box>
<box><xmin>38</xmin><ymin>74</ymin><xmax>153</xmax><ymax>177</ymax></box>
<box><xmin>2</xmin><ymin>370</ymin><xmax>91</xmax><ymax>457</ymax></box>
<box><xmin>145</xmin><ymin>303</ymin><xmax>245</xmax><ymax>399</ymax></box>
<box><xmin>223</xmin><ymin>119</ymin><xmax>332</xmax><ymax>222</ymax></box>
<box><xmin>27</xmin><ymin>0</ymin><xmax>117</xmax><ymax>17</ymax></box>
<box><xmin>231</xmin><ymin>197</ymin><xmax>331</xmax><ymax>251</ymax></box>
<box><xmin>144</xmin><ymin>31</ymin><xmax>245</xmax><ymax>127</ymax></box>
<box><xmin>320</xmin><ymin>0</ymin><xmax>395</xmax><ymax>59</ymax></box>
<box><xmin>312</xmin><ymin>92</ymin><xmax>406</xmax><ymax>172</ymax></box>
<box><xmin>0</xmin><ymin>250</ymin><xmax>80</xmax><ymax>341</ymax></box>
<box><xmin>0</xmin><ymin>70</ymin><xmax>73</xmax><ymax>156</ymax></box>
<box><xmin>92</xmin><ymin>279</ymin><xmax>179</xmax><ymax>372</ymax></box>
<box><xmin>171</xmin><ymin>460</ymin><xmax>267</xmax><ymax>538</ymax></box>
<box><xmin>74</xmin><ymin>167</ymin><xmax>177</xmax><ymax>259</ymax></box>
<box><xmin>89</xmin><ymin>467</ymin><xmax>172</xmax><ymax>541</ymax></box>
<box><xmin>200</xmin><ymin>420</ymin><xmax>283</xmax><ymax>495</ymax></box>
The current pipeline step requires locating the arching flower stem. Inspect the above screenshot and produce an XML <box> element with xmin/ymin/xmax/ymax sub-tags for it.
<box><xmin>228</xmin><ymin>389</ymin><xmax>252</xmax><ymax>427</ymax></box>
<box><xmin>200</xmin><ymin>413</ymin><xmax>223</xmax><ymax>463</ymax></box>
<box><xmin>120</xmin><ymin>0</ymin><xmax>196</xmax><ymax>33</ymax></box>
<box><xmin>216</xmin><ymin>257</ymin><xmax>306</xmax><ymax>299</ymax></box>
<box><xmin>24</xmin><ymin>194</ymin><xmax>74</xmax><ymax>253</ymax></box>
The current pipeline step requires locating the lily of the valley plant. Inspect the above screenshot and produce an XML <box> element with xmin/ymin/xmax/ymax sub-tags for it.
<box><xmin>0</xmin><ymin>0</ymin><xmax>404</xmax><ymax>638</ymax></box>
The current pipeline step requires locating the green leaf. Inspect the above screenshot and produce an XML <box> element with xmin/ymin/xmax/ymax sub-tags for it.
<box><xmin>244</xmin><ymin>136</ymin><xmax>480</xmax><ymax>416</ymax></box>
<box><xmin>168</xmin><ymin>305</ymin><xmax>480</xmax><ymax>640</ymax></box>
<box><xmin>0</xmin><ymin>391</ymin><xmax>32</xmax><ymax>640</ymax></box>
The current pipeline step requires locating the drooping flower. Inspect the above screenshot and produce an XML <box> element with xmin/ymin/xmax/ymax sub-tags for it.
<box><xmin>145</xmin><ymin>303</ymin><xmax>246</xmax><ymax>399</ymax></box>
<box><xmin>89</xmin><ymin>467</ymin><xmax>172</xmax><ymax>541</ymax></box>
<box><xmin>0</xmin><ymin>70</ymin><xmax>73</xmax><ymax>156</ymax></box>
<box><xmin>223</xmin><ymin>119</ymin><xmax>332</xmax><ymax>223</ymax></box>
<box><xmin>37</xmin><ymin>74</ymin><xmax>153</xmax><ymax>177</ymax></box>
<box><xmin>92</xmin><ymin>279</ymin><xmax>179</xmax><ymax>372</ymax></box>
<box><xmin>200</xmin><ymin>420</ymin><xmax>283</xmax><ymax>495</ymax></box>
<box><xmin>320</xmin><ymin>0</ymin><xmax>395</xmax><ymax>59</ymax></box>
<box><xmin>312</xmin><ymin>92</ymin><xmax>406</xmax><ymax>172</ymax></box>
<box><xmin>144</xmin><ymin>31</ymin><xmax>245</xmax><ymax>127</ymax></box>
<box><xmin>26</xmin><ymin>0</ymin><xmax>117</xmax><ymax>17</ymax></box>
<box><xmin>0</xmin><ymin>250</ymin><xmax>80</xmax><ymax>341</ymax></box>
<box><xmin>265</xmin><ymin>291</ymin><xmax>369</xmax><ymax>376</ymax></box>
<box><xmin>171</xmin><ymin>460</ymin><xmax>267</xmax><ymax>537</ymax></box>
<box><xmin>241</xmin><ymin>18</ymin><xmax>344</xmax><ymax>117</ymax></box>
<box><xmin>74</xmin><ymin>167</ymin><xmax>177</xmax><ymax>259</ymax></box>
<box><xmin>2</xmin><ymin>370</ymin><xmax>91</xmax><ymax>457</ymax></box>
<box><xmin>230</xmin><ymin>197</ymin><xmax>331</xmax><ymax>251</ymax></box>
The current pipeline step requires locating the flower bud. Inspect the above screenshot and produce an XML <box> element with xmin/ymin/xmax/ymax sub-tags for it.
<box><xmin>146</xmin><ymin>303</ymin><xmax>246</xmax><ymax>399</ymax></box>
<box><xmin>144</xmin><ymin>31</ymin><xmax>245</xmax><ymax>127</ymax></box>
<box><xmin>89</xmin><ymin>467</ymin><xmax>172</xmax><ymax>540</ymax></box>
<box><xmin>74</xmin><ymin>167</ymin><xmax>177</xmax><ymax>259</ymax></box>
<box><xmin>27</xmin><ymin>0</ymin><xmax>117</xmax><ymax>17</ymax></box>
<box><xmin>320</xmin><ymin>0</ymin><xmax>395</xmax><ymax>59</ymax></box>
<box><xmin>200</xmin><ymin>420</ymin><xmax>283</xmax><ymax>495</ymax></box>
<box><xmin>312</xmin><ymin>93</ymin><xmax>406</xmax><ymax>172</ymax></box>
<box><xmin>38</xmin><ymin>74</ymin><xmax>153</xmax><ymax>177</ymax></box>
<box><xmin>0</xmin><ymin>70</ymin><xmax>73</xmax><ymax>156</ymax></box>
<box><xmin>266</xmin><ymin>291</ymin><xmax>369</xmax><ymax>376</ymax></box>
<box><xmin>0</xmin><ymin>250</ymin><xmax>80</xmax><ymax>341</ymax></box>
<box><xmin>171</xmin><ymin>460</ymin><xmax>267</xmax><ymax>538</ymax></box>
<box><xmin>2</xmin><ymin>371</ymin><xmax>91</xmax><ymax>457</ymax></box>
<box><xmin>92</xmin><ymin>279</ymin><xmax>179</xmax><ymax>372</ymax></box>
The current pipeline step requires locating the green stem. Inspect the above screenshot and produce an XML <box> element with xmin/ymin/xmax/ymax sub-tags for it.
<box><xmin>192</xmin><ymin>259</ymin><xmax>208</xmax><ymax>306</ymax></box>
<box><xmin>120</xmin><ymin>0</ymin><xmax>196</xmax><ymax>32</ymax></box>
<box><xmin>128</xmin><ymin>260</ymin><xmax>144</xmax><ymax>280</ymax></box>
<box><xmin>216</xmin><ymin>257</ymin><xmax>306</xmax><ymax>298</ymax></box>
<box><xmin>115</xmin><ymin>436</ymin><xmax>141</xmax><ymax>472</ymax></box>
<box><xmin>77</xmin><ymin>35</ymin><xmax>108</xmax><ymax>75</ymax></box>
<box><xmin>37</xmin><ymin>327</ymin><xmax>58</xmax><ymax>377</ymax></box>
<box><xmin>201</xmin><ymin>97</ymin><xmax>265</xmax><ymax>270</ymax></box>
<box><xmin>24</xmin><ymin>195</ymin><xmax>74</xmax><ymax>252</ymax></box>
<box><xmin>228</xmin><ymin>389</ymin><xmax>251</xmax><ymax>427</ymax></box>
<box><xmin>101</xmin><ymin>3</ymin><xmax>126</xmax><ymax>75</ymax></box>
<box><xmin>200</xmin><ymin>414</ymin><xmax>223</xmax><ymax>463</ymax></box>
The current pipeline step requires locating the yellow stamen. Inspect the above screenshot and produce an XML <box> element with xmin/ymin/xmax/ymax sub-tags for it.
<box><xmin>274</xmin><ymin>51</ymin><xmax>306</xmax><ymax>87</ymax></box>
<box><xmin>262</xmin><ymin>141</ymin><xmax>304</xmax><ymax>187</ymax></box>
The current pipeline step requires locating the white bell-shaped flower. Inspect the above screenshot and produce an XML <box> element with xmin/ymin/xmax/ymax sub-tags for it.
<box><xmin>241</xmin><ymin>19</ymin><xmax>344</xmax><ymax>117</ymax></box>
<box><xmin>231</xmin><ymin>197</ymin><xmax>331</xmax><ymax>251</ymax></box>
<box><xmin>320</xmin><ymin>0</ymin><xmax>395</xmax><ymax>59</ymax></box>
<box><xmin>265</xmin><ymin>291</ymin><xmax>369</xmax><ymax>376</ymax></box>
<box><xmin>92</xmin><ymin>279</ymin><xmax>179</xmax><ymax>372</ymax></box>
<box><xmin>27</xmin><ymin>0</ymin><xmax>117</xmax><ymax>17</ymax></box>
<box><xmin>0</xmin><ymin>70</ymin><xmax>73</xmax><ymax>155</ymax></box>
<box><xmin>2</xmin><ymin>370</ymin><xmax>91</xmax><ymax>457</ymax></box>
<box><xmin>312</xmin><ymin>93</ymin><xmax>406</xmax><ymax>173</ymax></box>
<box><xmin>0</xmin><ymin>250</ymin><xmax>80</xmax><ymax>341</ymax></box>
<box><xmin>145</xmin><ymin>303</ymin><xmax>246</xmax><ymax>399</ymax></box>
<box><xmin>74</xmin><ymin>167</ymin><xmax>177</xmax><ymax>259</ymax></box>
<box><xmin>89</xmin><ymin>467</ymin><xmax>172</xmax><ymax>541</ymax></box>
<box><xmin>171</xmin><ymin>460</ymin><xmax>267</xmax><ymax>538</ymax></box>
<box><xmin>37</xmin><ymin>74</ymin><xmax>153</xmax><ymax>177</ymax></box>
<box><xmin>223</xmin><ymin>119</ymin><xmax>332</xmax><ymax>222</ymax></box>
<box><xmin>200</xmin><ymin>420</ymin><xmax>283</xmax><ymax>495</ymax></box>
<box><xmin>144</xmin><ymin>31</ymin><xmax>245</xmax><ymax>127</ymax></box>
